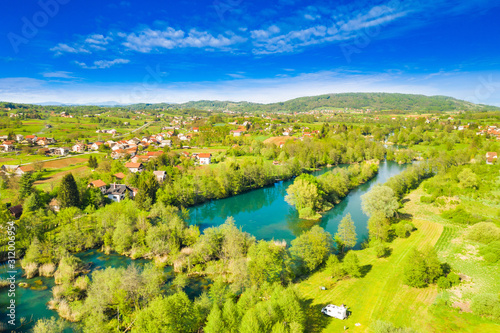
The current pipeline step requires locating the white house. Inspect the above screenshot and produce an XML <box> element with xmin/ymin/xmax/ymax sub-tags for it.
<box><xmin>486</xmin><ymin>152</ymin><xmax>498</xmax><ymax>165</ymax></box>
<box><xmin>125</xmin><ymin>162</ymin><xmax>143</xmax><ymax>173</ymax></box>
<box><xmin>72</xmin><ymin>143</ymin><xmax>86</xmax><ymax>153</ymax></box>
<box><xmin>153</xmin><ymin>170</ymin><xmax>166</xmax><ymax>183</ymax></box>
<box><xmin>321</xmin><ymin>304</ymin><xmax>348</xmax><ymax>320</ymax></box>
<box><xmin>104</xmin><ymin>183</ymin><xmax>134</xmax><ymax>202</ymax></box>
<box><xmin>198</xmin><ymin>153</ymin><xmax>211</xmax><ymax>165</ymax></box>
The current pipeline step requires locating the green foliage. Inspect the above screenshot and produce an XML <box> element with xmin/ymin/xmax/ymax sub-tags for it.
<box><xmin>247</xmin><ymin>241</ymin><xmax>293</xmax><ymax>286</ymax></box>
<box><xmin>205</xmin><ymin>304</ymin><xmax>225</xmax><ymax>333</ymax></box>
<box><xmin>372</xmin><ymin>320</ymin><xmax>417</xmax><ymax>333</ymax></box>
<box><xmin>403</xmin><ymin>248</ymin><xmax>444</xmax><ymax>288</ymax></box>
<box><xmin>335</xmin><ymin>213</ymin><xmax>357</xmax><ymax>252</ymax></box>
<box><xmin>361</xmin><ymin>185</ymin><xmax>399</xmax><ymax>218</ymax></box>
<box><xmin>133</xmin><ymin>292</ymin><xmax>199</xmax><ymax>333</ymax></box>
<box><xmin>290</xmin><ymin>225</ymin><xmax>333</xmax><ymax>272</ymax></box>
<box><xmin>19</xmin><ymin>171</ymin><xmax>35</xmax><ymax>199</ymax></box>
<box><xmin>88</xmin><ymin>155</ymin><xmax>99</xmax><ymax>169</ymax></box>
<box><xmin>471</xmin><ymin>293</ymin><xmax>500</xmax><ymax>320</ymax></box>
<box><xmin>394</xmin><ymin>222</ymin><xmax>414</xmax><ymax>238</ymax></box>
<box><xmin>457</xmin><ymin>168</ymin><xmax>479</xmax><ymax>189</ymax></box>
<box><xmin>368</xmin><ymin>212</ymin><xmax>390</xmax><ymax>241</ymax></box>
<box><xmin>441</xmin><ymin>206</ymin><xmax>481</xmax><ymax>225</ymax></box>
<box><xmin>343</xmin><ymin>251</ymin><xmax>361</xmax><ymax>278</ymax></box>
<box><xmin>480</xmin><ymin>241</ymin><xmax>500</xmax><ymax>263</ymax></box>
<box><xmin>24</xmin><ymin>191</ymin><xmax>43</xmax><ymax>212</ymax></box>
<box><xmin>58</xmin><ymin>173</ymin><xmax>80</xmax><ymax>208</ymax></box>
<box><xmin>325</xmin><ymin>254</ymin><xmax>345</xmax><ymax>279</ymax></box>
<box><xmin>437</xmin><ymin>276</ymin><xmax>451</xmax><ymax>289</ymax></box>
<box><xmin>32</xmin><ymin>316</ymin><xmax>66</xmax><ymax>333</ymax></box>
<box><xmin>466</xmin><ymin>222</ymin><xmax>500</xmax><ymax>244</ymax></box>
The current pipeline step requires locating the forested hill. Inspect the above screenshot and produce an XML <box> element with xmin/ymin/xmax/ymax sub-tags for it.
<box><xmin>126</xmin><ymin>93</ymin><xmax>499</xmax><ymax>113</ymax></box>
<box><xmin>3</xmin><ymin>92</ymin><xmax>499</xmax><ymax>113</ymax></box>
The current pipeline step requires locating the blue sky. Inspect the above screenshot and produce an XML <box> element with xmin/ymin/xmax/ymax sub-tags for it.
<box><xmin>1</xmin><ymin>0</ymin><xmax>500</xmax><ymax>105</ymax></box>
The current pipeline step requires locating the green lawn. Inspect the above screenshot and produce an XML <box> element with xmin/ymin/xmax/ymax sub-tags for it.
<box><xmin>297</xmin><ymin>187</ymin><xmax>500</xmax><ymax>332</ymax></box>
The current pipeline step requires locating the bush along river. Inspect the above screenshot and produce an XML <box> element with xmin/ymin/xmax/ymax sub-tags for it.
<box><xmin>0</xmin><ymin>160</ymin><xmax>406</xmax><ymax>331</ymax></box>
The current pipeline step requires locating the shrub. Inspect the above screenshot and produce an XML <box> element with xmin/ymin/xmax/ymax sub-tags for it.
<box><xmin>372</xmin><ymin>320</ymin><xmax>417</xmax><ymax>333</ymax></box>
<box><xmin>420</xmin><ymin>195</ymin><xmax>434</xmax><ymax>203</ymax></box>
<box><xmin>447</xmin><ymin>272</ymin><xmax>460</xmax><ymax>286</ymax></box>
<box><xmin>298</xmin><ymin>207</ymin><xmax>321</xmax><ymax>220</ymax></box>
<box><xmin>23</xmin><ymin>262</ymin><xmax>39</xmax><ymax>279</ymax></box>
<box><xmin>437</xmin><ymin>276</ymin><xmax>451</xmax><ymax>289</ymax></box>
<box><xmin>471</xmin><ymin>294</ymin><xmax>500</xmax><ymax>319</ymax></box>
<box><xmin>39</xmin><ymin>263</ymin><xmax>56</xmax><ymax>277</ymax></box>
<box><xmin>394</xmin><ymin>223</ymin><xmax>413</xmax><ymax>238</ymax></box>
<box><xmin>466</xmin><ymin>222</ymin><xmax>500</xmax><ymax>244</ymax></box>
<box><xmin>441</xmin><ymin>206</ymin><xmax>481</xmax><ymax>225</ymax></box>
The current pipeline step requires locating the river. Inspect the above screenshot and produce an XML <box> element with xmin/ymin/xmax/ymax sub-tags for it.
<box><xmin>0</xmin><ymin>161</ymin><xmax>406</xmax><ymax>331</ymax></box>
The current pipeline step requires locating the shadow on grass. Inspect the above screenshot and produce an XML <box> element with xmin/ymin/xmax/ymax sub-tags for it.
<box><xmin>360</xmin><ymin>264</ymin><xmax>372</xmax><ymax>278</ymax></box>
<box><xmin>304</xmin><ymin>299</ymin><xmax>330</xmax><ymax>333</ymax></box>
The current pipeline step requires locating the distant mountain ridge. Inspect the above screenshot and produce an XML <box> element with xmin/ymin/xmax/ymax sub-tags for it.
<box><xmin>3</xmin><ymin>92</ymin><xmax>499</xmax><ymax>112</ymax></box>
<box><xmin>124</xmin><ymin>93</ymin><xmax>499</xmax><ymax>113</ymax></box>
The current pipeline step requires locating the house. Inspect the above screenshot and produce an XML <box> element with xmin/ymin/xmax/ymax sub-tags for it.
<box><xmin>15</xmin><ymin>165</ymin><xmax>33</xmax><ymax>176</ymax></box>
<box><xmin>105</xmin><ymin>183</ymin><xmax>134</xmax><ymax>202</ymax></box>
<box><xmin>125</xmin><ymin>162</ymin><xmax>143</xmax><ymax>173</ymax></box>
<box><xmin>15</xmin><ymin>134</ymin><xmax>24</xmax><ymax>142</ymax></box>
<box><xmin>321</xmin><ymin>304</ymin><xmax>348</xmax><ymax>320</ymax></box>
<box><xmin>1</xmin><ymin>143</ymin><xmax>14</xmax><ymax>152</ymax></box>
<box><xmin>25</xmin><ymin>135</ymin><xmax>37</xmax><ymax>143</ymax></box>
<box><xmin>193</xmin><ymin>127</ymin><xmax>199</xmax><ymax>132</ymax></box>
<box><xmin>147</xmin><ymin>151</ymin><xmax>163</xmax><ymax>158</ymax></box>
<box><xmin>160</xmin><ymin>140</ymin><xmax>172</xmax><ymax>148</ymax></box>
<box><xmin>36</xmin><ymin>137</ymin><xmax>48</xmax><ymax>146</ymax></box>
<box><xmin>486</xmin><ymin>152</ymin><xmax>498</xmax><ymax>165</ymax></box>
<box><xmin>8</xmin><ymin>205</ymin><xmax>23</xmax><ymax>219</ymax></box>
<box><xmin>131</xmin><ymin>155</ymin><xmax>149</xmax><ymax>163</ymax></box>
<box><xmin>153</xmin><ymin>170</ymin><xmax>166</xmax><ymax>183</ymax></box>
<box><xmin>88</xmin><ymin>179</ymin><xmax>107</xmax><ymax>193</ymax></box>
<box><xmin>72</xmin><ymin>143</ymin><xmax>86</xmax><ymax>153</ymax></box>
<box><xmin>49</xmin><ymin>198</ymin><xmax>60</xmax><ymax>212</ymax></box>
<box><xmin>91</xmin><ymin>142</ymin><xmax>104</xmax><ymax>150</ymax></box>
<box><xmin>1</xmin><ymin>165</ymin><xmax>19</xmax><ymax>174</ymax></box>
<box><xmin>113</xmin><ymin>172</ymin><xmax>126</xmax><ymax>180</ymax></box>
<box><xmin>52</xmin><ymin>147</ymin><xmax>69</xmax><ymax>156</ymax></box>
<box><xmin>232</xmin><ymin>129</ymin><xmax>244</xmax><ymax>137</ymax></box>
<box><xmin>198</xmin><ymin>153</ymin><xmax>211</xmax><ymax>165</ymax></box>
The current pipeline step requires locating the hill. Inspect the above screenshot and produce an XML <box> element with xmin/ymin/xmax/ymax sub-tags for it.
<box><xmin>125</xmin><ymin>93</ymin><xmax>500</xmax><ymax>113</ymax></box>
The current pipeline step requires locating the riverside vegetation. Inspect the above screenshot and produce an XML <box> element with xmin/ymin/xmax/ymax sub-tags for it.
<box><xmin>0</xmin><ymin>96</ymin><xmax>499</xmax><ymax>332</ymax></box>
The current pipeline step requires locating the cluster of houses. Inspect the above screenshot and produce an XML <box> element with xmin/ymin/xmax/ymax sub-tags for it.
<box><xmin>486</xmin><ymin>152</ymin><xmax>498</xmax><ymax>165</ymax></box>
<box><xmin>477</xmin><ymin>126</ymin><xmax>500</xmax><ymax>140</ymax></box>
<box><xmin>0</xmin><ymin>134</ymin><xmax>58</xmax><ymax>152</ymax></box>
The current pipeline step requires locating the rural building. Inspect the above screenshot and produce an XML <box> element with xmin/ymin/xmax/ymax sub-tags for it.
<box><xmin>8</xmin><ymin>205</ymin><xmax>23</xmax><ymax>219</ymax></box>
<box><xmin>88</xmin><ymin>180</ymin><xmax>107</xmax><ymax>193</ymax></box>
<box><xmin>1</xmin><ymin>143</ymin><xmax>14</xmax><ymax>152</ymax></box>
<box><xmin>232</xmin><ymin>129</ymin><xmax>244</xmax><ymax>137</ymax></box>
<box><xmin>321</xmin><ymin>304</ymin><xmax>348</xmax><ymax>320</ymax></box>
<box><xmin>153</xmin><ymin>170</ymin><xmax>166</xmax><ymax>183</ymax></box>
<box><xmin>113</xmin><ymin>172</ymin><xmax>126</xmax><ymax>180</ymax></box>
<box><xmin>486</xmin><ymin>152</ymin><xmax>498</xmax><ymax>165</ymax></box>
<box><xmin>72</xmin><ymin>143</ymin><xmax>86</xmax><ymax>153</ymax></box>
<box><xmin>125</xmin><ymin>162</ymin><xmax>143</xmax><ymax>173</ymax></box>
<box><xmin>91</xmin><ymin>142</ymin><xmax>104</xmax><ymax>150</ymax></box>
<box><xmin>105</xmin><ymin>183</ymin><xmax>134</xmax><ymax>202</ymax></box>
<box><xmin>49</xmin><ymin>198</ymin><xmax>60</xmax><ymax>212</ymax></box>
<box><xmin>198</xmin><ymin>153</ymin><xmax>212</xmax><ymax>165</ymax></box>
<box><xmin>25</xmin><ymin>135</ymin><xmax>37</xmax><ymax>143</ymax></box>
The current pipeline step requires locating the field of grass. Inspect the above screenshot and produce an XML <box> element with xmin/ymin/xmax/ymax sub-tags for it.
<box><xmin>411</xmin><ymin>143</ymin><xmax>469</xmax><ymax>153</ymax></box>
<box><xmin>297</xmin><ymin>187</ymin><xmax>500</xmax><ymax>332</ymax></box>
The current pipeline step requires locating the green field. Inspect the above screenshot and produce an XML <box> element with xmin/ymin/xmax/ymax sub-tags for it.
<box><xmin>297</xmin><ymin>187</ymin><xmax>500</xmax><ymax>332</ymax></box>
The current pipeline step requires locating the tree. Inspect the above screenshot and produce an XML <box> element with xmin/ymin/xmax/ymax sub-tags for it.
<box><xmin>335</xmin><ymin>213</ymin><xmax>357</xmax><ymax>253</ymax></box>
<box><xmin>403</xmin><ymin>250</ymin><xmax>429</xmax><ymax>288</ymax></box>
<box><xmin>24</xmin><ymin>191</ymin><xmax>43</xmax><ymax>212</ymax></box>
<box><xmin>58</xmin><ymin>173</ymin><xmax>80</xmax><ymax>208</ymax></box>
<box><xmin>222</xmin><ymin>298</ymin><xmax>240</xmax><ymax>333</ymax></box>
<box><xmin>285</xmin><ymin>174</ymin><xmax>324</xmax><ymax>218</ymax></box>
<box><xmin>361</xmin><ymin>185</ymin><xmax>399</xmax><ymax>218</ymax></box>
<box><xmin>88</xmin><ymin>155</ymin><xmax>98</xmax><ymax>169</ymax></box>
<box><xmin>135</xmin><ymin>173</ymin><xmax>160</xmax><ymax>210</ymax></box>
<box><xmin>290</xmin><ymin>225</ymin><xmax>333</xmax><ymax>272</ymax></box>
<box><xmin>205</xmin><ymin>304</ymin><xmax>225</xmax><ymax>333</ymax></box>
<box><xmin>368</xmin><ymin>212</ymin><xmax>390</xmax><ymax>241</ymax></box>
<box><xmin>325</xmin><ymin>254</ymin><xmax>345</xmax><ymax>279</ymax></box>
<box><xmin>343</xmin><ymin>251</ymin><xmax>361</xmax><ymax>278</ymax></box>
<box><xmin>247</xmin><ymin>241</ymin><xmax>293</xmax><ymax>285</ymax></box>
<box><xmin>457</xmin><ymin>168</ymin><xmax>478</xmax><ymax>189</ymax></box>
<box><xmin>19</xmin><ymin>172</ymin><xmax>35</xmax><ymax>199</ymax></box>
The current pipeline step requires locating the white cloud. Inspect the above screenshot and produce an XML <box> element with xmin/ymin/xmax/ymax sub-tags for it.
<box><xmin>50</xmin><ymin>43</ymin><xmax>91</xmax><ymax>56</ymax></box>
<box><xmin>123</xmin><ymin>28</ymin><xmax>246</xmax><ymax>52</ymax></box>
<box><xmin>75</xmin><ymin>58</ymin><xmax>130</xmax><ymax>69</ymax></box>
<box><xmin>41</xmin><ymin>71</ymin><xmax>76</xmax><ymax>79</ymax></box>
